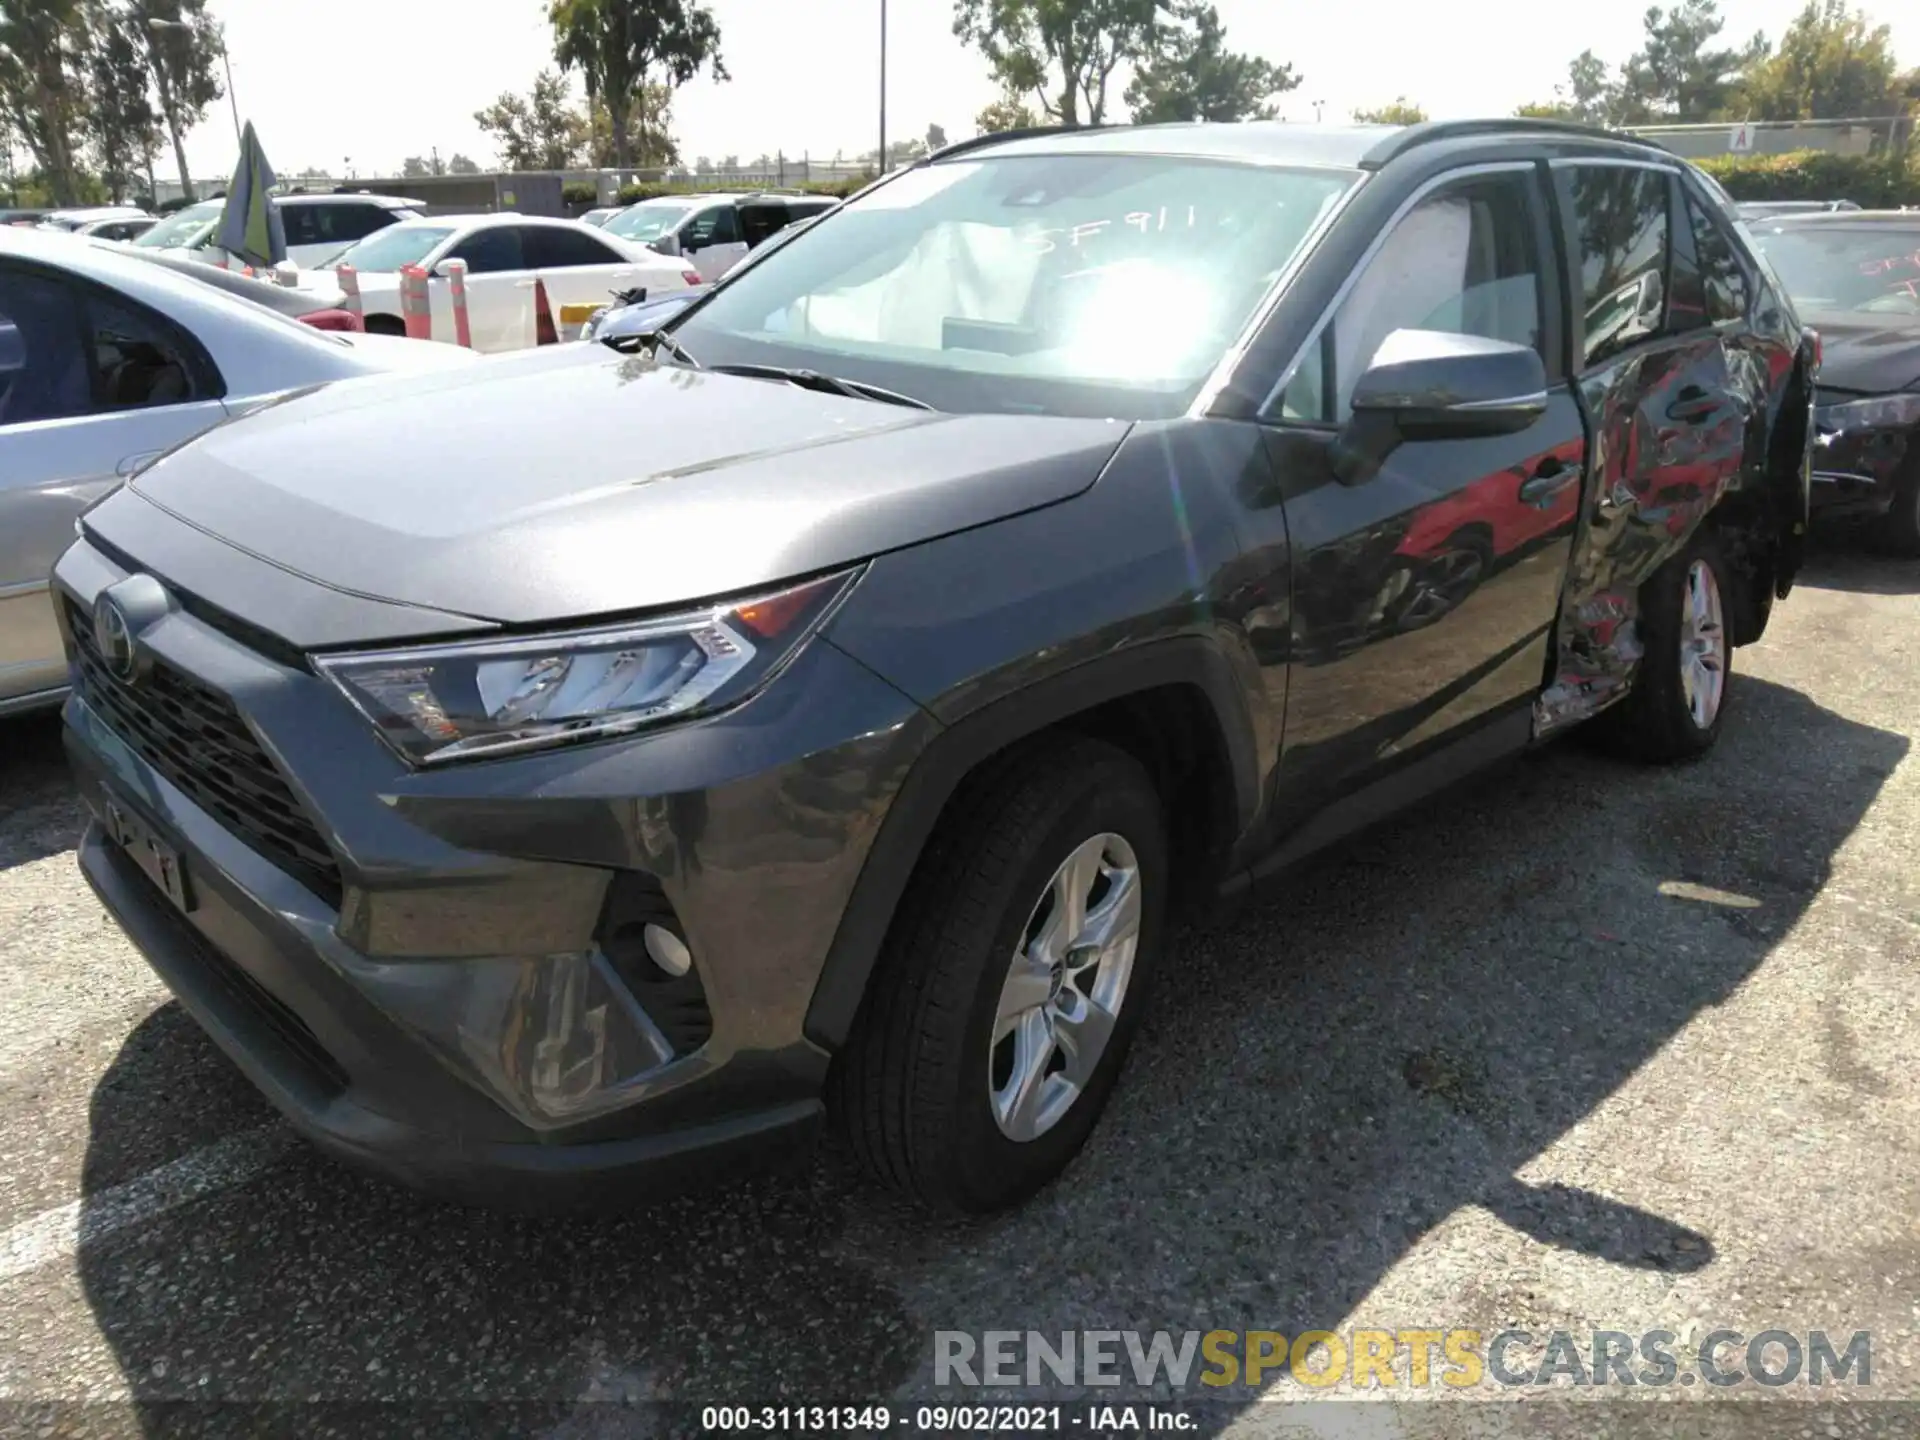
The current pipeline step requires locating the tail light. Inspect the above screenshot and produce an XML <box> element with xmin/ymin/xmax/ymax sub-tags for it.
<box><xmin>300</xmin><ymin>309</ymin><xmax>365</xmax><ymax>332</ymax></box>
<box><xmin>682</xmin><ymin>270</ymin><xmax>701</xmax><ymax>286</ymax></box>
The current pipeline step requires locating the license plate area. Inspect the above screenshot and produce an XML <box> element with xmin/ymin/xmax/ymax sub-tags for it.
<box><xmin>104</xmin><ymin>794</ymin><xmax>195</xmax><ymax>914</ymax></box>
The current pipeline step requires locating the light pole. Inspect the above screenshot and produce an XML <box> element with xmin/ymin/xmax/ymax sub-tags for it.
<box><xmin>878</xmin><ymin>0</ymin><xmax>887</xmax><ymax>175</ymax></box>
<box><xmin>147</xmin><ymin>17</ymin><xmax>241</xmax><ymax>146</ymax></box>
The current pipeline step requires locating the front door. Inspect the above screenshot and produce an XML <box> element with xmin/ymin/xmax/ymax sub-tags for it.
<box><xmin>522</xmin><ymin>224</ymin><xmax>642</xmax><ymax>332</ymax></box>
<box><xmin>437</xmin><ymin>225</ymin><xmax>535</xmax><ymax>352</ymax></box>
<box><xmin>679</xmin><ymin>204</ymin><xmax>748</xmax><ymax>282</ymax></box>
<box><xmin>1250</xmin><ymin>165</ymin><xmax>1588</xmax><ymax>824</ymax></box>
<box><xmin>0</xmin><ymin>262</ymin><xmax>229</xmax><ymax>705</ymax></box>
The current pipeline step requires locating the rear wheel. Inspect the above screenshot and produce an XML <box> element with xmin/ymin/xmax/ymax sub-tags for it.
<box><xmin>361</xmin><ymin>312</ymin><xmax>405</xmax><ymax>337</ymax></box>
<box><xmin>833</xmin><ymin>738</ymin><xmax>1168</xmax><ymax>1214</ymax></box>
<box><xmin>1591</xmin><ymin>530</ymin><xmax>1733</xmax><ymax>762</ymax></box>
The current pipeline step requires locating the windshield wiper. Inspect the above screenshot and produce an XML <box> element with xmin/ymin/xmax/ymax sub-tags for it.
<box><xmin>707</xmin><ymin>362</ymin><xmax>933</xmax><ymax>410</ymax></box>
<box><xmin>605</xmin><ymin>328</ymin><xmax>702</xmax><ymax>367</ymax></box>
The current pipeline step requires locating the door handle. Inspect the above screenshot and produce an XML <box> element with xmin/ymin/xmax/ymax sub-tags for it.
<box><xmin>116</xmin><ymin>450</ymin><xmax>163</xmax><ymax>478</ymax></box>
<box><xmin>1518</xmin><ymin>457</ymin><xmax>1578</xmax><ymax>507</ymax></box>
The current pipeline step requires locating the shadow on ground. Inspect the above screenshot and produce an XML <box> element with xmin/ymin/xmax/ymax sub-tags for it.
<box><xmin>0</xmin><ymin>711</ymin><xmax>81</xmax><ymax>873</ymax></box>
<box><xmin>71</xmin><ymin>674</ymin><xmax>1902</xmax><ymax>1437</ymax></box>
<box><xmin>1795</xmin><ymin>538</ymin><xmax>1920</xmax><ymax>596</ymax></box>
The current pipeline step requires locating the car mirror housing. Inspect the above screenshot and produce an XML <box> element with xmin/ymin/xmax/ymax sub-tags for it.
<box><xmin>1334</xmin><ymin>328</ymin><xmax>1549</xmax><ymax>484</ymax></box>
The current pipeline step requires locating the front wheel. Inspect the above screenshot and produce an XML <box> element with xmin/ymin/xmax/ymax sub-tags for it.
<box><xmin>1591</xmin><ymin>530</ymin><xmax>1734</xmax><ymax>762</ymax></box>
<box><xmin>833</xmin><ymin>738</ymin><xmax>1168</xmax><ymax>1214</ymax></box>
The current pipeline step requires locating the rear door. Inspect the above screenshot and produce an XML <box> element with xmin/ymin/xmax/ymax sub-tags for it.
<box><xmin>1542</xmin><ymin>160</ymin><xmax>1776</xmax><ymax>722</ymax></box>
<box><xmin>0</xmin><ymin>262</ymin><xmax>228</xmax><ymax>705</ymax></box>
<box><xmin>438</xmin><ymin>225</ymin><xmax>533</xmax><ymax>351</ymax></box>
<box><xmin>1253</xmin><ymin>163</ymin><xmax>1587</xmax><ymax>817</ymax></box>
<box><xmin>678</xmin><ymin>203</ymin><xmax>747</xmax><ymax>281</ymax></box>
<box><xmin>522</xmin><ymin>224</ymin><xmax>642</xmax><ymax>333</ymax></box>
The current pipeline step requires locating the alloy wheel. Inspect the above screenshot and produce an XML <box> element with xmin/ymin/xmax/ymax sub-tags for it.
<box><xmin>987</xmin><ymin>832</ymin><xmax>1141</xmax><ymax>1143</ymax></box>
<box><xmin>1679</xmin><ymin>558</ymin><xmax>1727</xmax><ymax>730</ymax></box>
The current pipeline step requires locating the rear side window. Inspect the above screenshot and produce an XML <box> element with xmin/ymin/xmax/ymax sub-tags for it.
<box><xmin>1556</xmin><ymin>165</ymin><xmax>1672</xmax><ymax>368</ymax></box>
<box><xmin>1278</xmin><ymin>173</ymin><xmax>1543</xmax><ymax>423</ymax></box>
<box><xmin>0</xmin><ymin>265</ymin><xmax>91</xmax><ymax>424</ymax></box>
<box><xmin>88</xmin><ymin>292</ymin><xmax>205</xmax><ymax>407</ymax></box>
<box><xmin>523</xmin><ymin>225</ymin><xmax>624</xmax><ymax>269</ymax></box>
<box><xmin>447</xmin><ymin>226</ymin><xmax>527</xmax><ymax>274</ymax></box>
<box><xmin>1685</xmin><ymin>192</ymin><xmax>1750</xmax><ymax>324</ymax></box>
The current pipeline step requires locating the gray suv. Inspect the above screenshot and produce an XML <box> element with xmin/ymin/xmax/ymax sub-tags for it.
<box><xmin>57</xmin><ymin>120</ymin><xmax>1814</xmax><ymax>1214</ymax></box>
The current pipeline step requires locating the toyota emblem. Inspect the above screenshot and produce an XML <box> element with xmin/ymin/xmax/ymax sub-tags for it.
<box><xmin>90</xmin><ymin>575</ymin><xmax>172</xmax><ymax>684</ymax></box>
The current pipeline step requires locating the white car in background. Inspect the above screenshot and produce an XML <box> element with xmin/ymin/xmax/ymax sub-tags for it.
<box><xmin>37</xmin><ymin>207</ymin><xmax>156</xmax><ymax>242</ymax></box>
<box><xmin>602</xmin><ymin>192</ymin><xmax>839</xmax><ymax>281</ymax></box>
<box><xmin>0</xmin><ymin>225</ymin><xmax>480</xmax><ymax>716</ymax></box>
<box><xmin>132</xmin><ymin>193</ymin><xmax>424</xmax><ymax>271</ymax></box>
<box><xmin>307</xmin><ymin>213</ymin><xmax>703</xmax><ymax>351</ymax></box>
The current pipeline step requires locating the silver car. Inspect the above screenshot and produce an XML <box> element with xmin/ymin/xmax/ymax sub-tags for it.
<box><xmin>1</xmin><ymin>226</ymin><xmax>479</xmax><ymax>716</ymax></box>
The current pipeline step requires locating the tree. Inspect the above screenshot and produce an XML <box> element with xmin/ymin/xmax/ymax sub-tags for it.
<box><xmin>473</xmin><ymin>70</ymin><xmax>587</xmax><ymax>170</ymax></box>
<box><xmin>1352</xmin><ymin>97</ymin><xmax>1427</xmax><ymax>124</ymax></box>
<box><xmin>1739</xmin><ymin>0</ymin><xmax>1904</xmax><ymax>120</ymax></box>
<box><xmin>83</xmin><ymin>4</ymin><xmax>162</xmax><ymax>203</ymax></box>
<box><xmin>1516</xmin><ymin>49</ymin><xmax>1626</xmax><ymax>123</ymax></box>
<box><xmin>0</xmin><ymin>0</ymin><xmax>90</xmax><ymax>204</ymax></box>
<box><xmin>975</xmin><ymin>86</ymin><xmax>1039</xmax><ymax>133</ymax></box>
<box><xmin>547</xmin><ymin>0</ymin><xmax>725</xmax><ymax>170</ymax></box>
<box><xmin>1618</xmin><ymin>0</ymin><xmax>1766</xmax><ymax>121</ymax></box>
<box><xmin>926</xmin><ymin>121</ymin><xmax>948</xmax><ymax>149</ymax></box>
<box><xmin>401</xmin><ymin>154</ymin><xmax>443</xmax><ymax>177</ymax></box>
<box><xmin>953</xmin><ymin>0</ymin><xmax>1163</xmax><ymax>127</ymax></box>
<box><xmin>1125</xmin><ymin>1</ymin><xmax>1298</xmax><ymax>123</ymax></box>
<box><xmin>448</xmin><ymin>152</ymin><xmax>481</xmax><ymax>173</ymax></box>
<box><xmin>132</xmin><ymin>0</ymin><xmax>226</xmax><ymax>203</ymax></box>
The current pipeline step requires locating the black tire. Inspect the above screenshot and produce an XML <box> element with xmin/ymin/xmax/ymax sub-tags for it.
<box><xmin>1590</xmin><ymin>528</ymin><xmax>1734</xmax><ymax>763</ymax></box>
<box><xmin>362</xmin><ymin>312</ymin><xmax>405</xmax><ymax>337</ymax></box>
<box><xmin>831</xmin><ymin>737</ymin><xmax>1169</xmax><ymax>1214</ymax></box>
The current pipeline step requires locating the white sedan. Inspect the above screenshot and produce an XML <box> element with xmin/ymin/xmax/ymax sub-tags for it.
<box><xmin>306</xmin><ymin>214</ymin><xmax>704</xmax><ymax>352</ymax></box>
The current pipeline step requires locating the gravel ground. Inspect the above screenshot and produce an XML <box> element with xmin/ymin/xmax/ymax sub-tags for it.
<box><xmin>0</xmin><ymin>548</ymin><xmax>1915</xmax><ymax>1439</ymax></box>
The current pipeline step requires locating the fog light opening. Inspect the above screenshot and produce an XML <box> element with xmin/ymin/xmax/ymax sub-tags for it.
<box><xmin>643</xmin><ymin>922</ymin><xmax>693</xmax><ymax>977</ymax></box>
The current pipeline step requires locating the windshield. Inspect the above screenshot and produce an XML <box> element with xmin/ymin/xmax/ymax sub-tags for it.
<box><xmin>324</xmin><ymin>224</ymin><xmax>454</xmax><ymax>272</ymax></box>
<box><xmin>134</xmin><ymin>202</ymin><xmax>222</xmax><ymax>249</ymax></box>
<box><xmin>674</xmin><ymin>155</ymin><xmax>1356</xmax><ymax>419</ymax></box>
<box><xmin>1748</xmin><ymin>223</ymin><xmax>1920</xmax><ymax>316</ymax></box>
<box><xmin>605</xmin><ymin>202</ymin><xmax>693</xmax><ymax>244</ymax></box>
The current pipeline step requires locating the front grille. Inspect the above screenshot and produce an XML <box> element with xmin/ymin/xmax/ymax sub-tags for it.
<box><xmin>66</xmin><ymin>596</ymin><xmax>344</xmax><ymax>908</ymax></box>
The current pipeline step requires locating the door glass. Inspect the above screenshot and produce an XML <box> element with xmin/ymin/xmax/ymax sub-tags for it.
<box><xmin>278</xmin><ymin>204</ymin><xmax>320</xmax><ymax>248</ymax></box>
<box><xmin>334</xmin><ymin>204</ymin><xmax>398</xmax><ymax>242</ymax></box>
<box><xmin>1557</xmin><ymin>166</ymin><xmax>1672</xmax><ymax>368</ymax></box>
<box><xmin>683</xmin><ymin>205</ymin><xmax>740</xmax><ymax>250</ymax></box>
<box><xmin>739</xmin><ymin>203</ymin><xmax>791</xmax><ymax>248</ymax></box>
<box><xmin>1686</xmin><ymin>193</ymin><xmax>1750</xmax><ymax>324</ymax></box>
<box><xmin>1278</xmin><ymin>175</ymin><xmax>1542</xmax><ymax>423</ymax></box>
<box><xmin>448</xmin><ymin>226</ymin><xmax>528</xmax><ymax>274</ymax></box>
<box><xmin>524</xmin><ymin>226</ymin><xmax>625</xmax><ymax>269</ymax></box>
<box><xmin>87</xmin><ymin>293</ymin><xmax>202</xmax><ymax>408</ymax></box>
<box><xmin>0</xmin><ymin>267</ymin><xmax>91</xmax><ymax>425</ymax></box>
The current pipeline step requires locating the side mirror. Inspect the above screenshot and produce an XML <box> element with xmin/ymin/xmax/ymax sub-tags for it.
<box><xmin>652</xmin><ymin>232</ymin><xmax>683</xmax><ymax>257</ymax></box>
<box><xmin>1334</xmin><ymin>329</ymin><xmax>1548</xmax><ymax>484</ymax></box>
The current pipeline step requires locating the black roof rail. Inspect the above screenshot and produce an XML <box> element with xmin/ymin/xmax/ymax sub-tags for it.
<box><xmin>1360</xmin><ymin>117</ymin><xmax>1672</xmax><ymax>169</ymax></box>
<box><xmin>924</xmin><ymin>123</ymin><xmax>1110</xmax><ymax>164</ymax></box>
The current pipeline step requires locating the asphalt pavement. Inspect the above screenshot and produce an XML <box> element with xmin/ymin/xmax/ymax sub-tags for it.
<box><xmin>0</xmin><ymin>548</ymin><xmax>1916</xmax><ymax>1439</ymax></box>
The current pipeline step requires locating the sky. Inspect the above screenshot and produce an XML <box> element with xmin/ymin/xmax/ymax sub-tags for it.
<box><xmin>168</xmin><ymin>0</ymin><xmax>1919</xmax><ymax>184</ymax></box>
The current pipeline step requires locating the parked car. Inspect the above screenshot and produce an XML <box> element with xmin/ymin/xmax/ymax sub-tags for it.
<box><xmin>1745</xmin><ymin>210</ymin><xmax>1920</xmax><ymax>550</ymax></box>
<box><xmin>1736</xmin><ymin>199</ymin><xmax>1861</xmax><ymax>221</ymax></box>
<box><xmin>602</xmin><ymin>191</ymin><xmax>838</xmax><ymax>281</ymax></box>
<box><xmin>132</xmin><ymin>193</ymin><xmax>424</xmax><ymax>270</ymax></box>
<box><xmin>303</xmin><ymin>214</ymin><xmax>701</xmax><ymax>351</ymax></box>
<box><xmin>1</xmin><ymin>208</ymin><xmax>51</xmax><ymax>227</ymax></box>
<box><xmin>37</xmin><ymin>206</ymin><xmax>152</xmax><ymax>238</ymax></box>
<box><xmin>0</xmin><ymin>225</ymin><xmax>480</xmax><ymax>717</ymax></box>
<box><xmin>117</xmin><ymin>244</ymin><xmax>359</xmax><ymax>327</ymax></box>
<box><xmin>56</xmin><ymin>120</ymin><xmax>1813</xmax><ymax>1215</ymax></box>
<box><xmin>579</xmin><ymin>207</ymin><xmax>623</xmax><ymax>228</ymax></box>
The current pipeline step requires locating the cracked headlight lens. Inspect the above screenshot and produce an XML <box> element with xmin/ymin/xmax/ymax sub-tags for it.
<box><xmin>315</xmin><ymin>570</ymin><xmax>855</xmax><ymax>765</ymax></box>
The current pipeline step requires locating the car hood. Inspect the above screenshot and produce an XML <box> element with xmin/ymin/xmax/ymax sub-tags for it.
<box><xmin>329</xmin><ymin>331</ymin><xmax>485</xmax><ymax>371</ymax></box>
<box><xmin>1806</xmin><ymin>312</ymin><xmax>1920</xmax><ymax>395</ymax></box>
<box><xmin>127</xmin><ymin>344</ymin><xmax>1129</xmax><ymax>626</ymax></box>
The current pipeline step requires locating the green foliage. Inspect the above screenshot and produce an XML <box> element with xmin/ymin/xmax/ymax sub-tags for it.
<box><xmin>953</xmin><ymin>0</ymin><xmax>1161</xmax><ymax>126</ymax></box>
<box><xmin>975</xmin><ymin>88</ymin><xmax>1039</xmax><ymax>133</ymax></box>
<box><xmin>0</xmin><ymin>0</ymin><xmax>91</xmax><ymax>204</ymax></box>
<box><xmin>474</xmin><ymin>69</ymin><xmax>588</xmax><ymax>170</ymax></box>
<box><xmin>1124</xmin><ymin>1</ymin><xmax>1298</xmax><ymax>124</ymax></box>
<box><xmin>547</xmin><ymin>0</ymin><xmax>723</xmax><ymax>170</ymax></box>
<box><xmin>1739</xmin><ymin>0</ymin><xmax>1906</xmax><ymax>120</ymax></box>
<box><xmin>448</xmin><ymin>153</ymin><xmax>482</xmax><ymax>174</ymax></box>
<box><xmin>613</xmin><ymin>177</ymin><xmax>865</xmax><ymax>206</ymax></box>
<box><xmin>85</xmin><ymin>7</ymin><xmax>162</xmax><ymax>203</ymax></box>
<box><xmin>1516</xmin><ymin>49</ymin><xmax>1627</xmax><ymax>124</ymax></box>
<box><xmin>1693</xmin><ymin>145</ymin><xmax>1917</xmax><ymax>206</ymax></box>
<box><xmin>1618</xmin><ymin>0</ymin><xmax>1766</xmax><ymax>121</ymax></box>
<box><xmin>1352</xmin><ymin>98</ymin><xmax>1427</xmax><ymax>125</ymax></box>
<box><xmin>562</xmin><ymin>180</ymin><xmax>598</xmax><ymax>203</ymax></box>
<box><xmin>926</xmin><ymin>122</ymin><xmax>949</xmax><ymax>149</ymax></box>
<box><xmin>132</xmin><ymin>0</ymin><xmax>227</xmax><ymax>201</ymax></box>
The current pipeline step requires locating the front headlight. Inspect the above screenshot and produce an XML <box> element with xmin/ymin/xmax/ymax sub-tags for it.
<box><xmin>1815</xmin><ymin>390</ymin><xmax>1920</xmax><ymax>437</ymax></box>
<box><xmin>315</xmin><ymin>570</ymin><xmax>857</xmax><ymax>765</ymax></box>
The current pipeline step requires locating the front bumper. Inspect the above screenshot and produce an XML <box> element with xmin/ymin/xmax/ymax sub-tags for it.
<box><xmin>1808</xmin><ymin>413</ymin><xmax>1916</xmax><ymax>521</ymax></box>
<box><xmin>55</xmin><ymin>535</ymin><xmax>933</xmax><ymax>1207</ymax></box>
